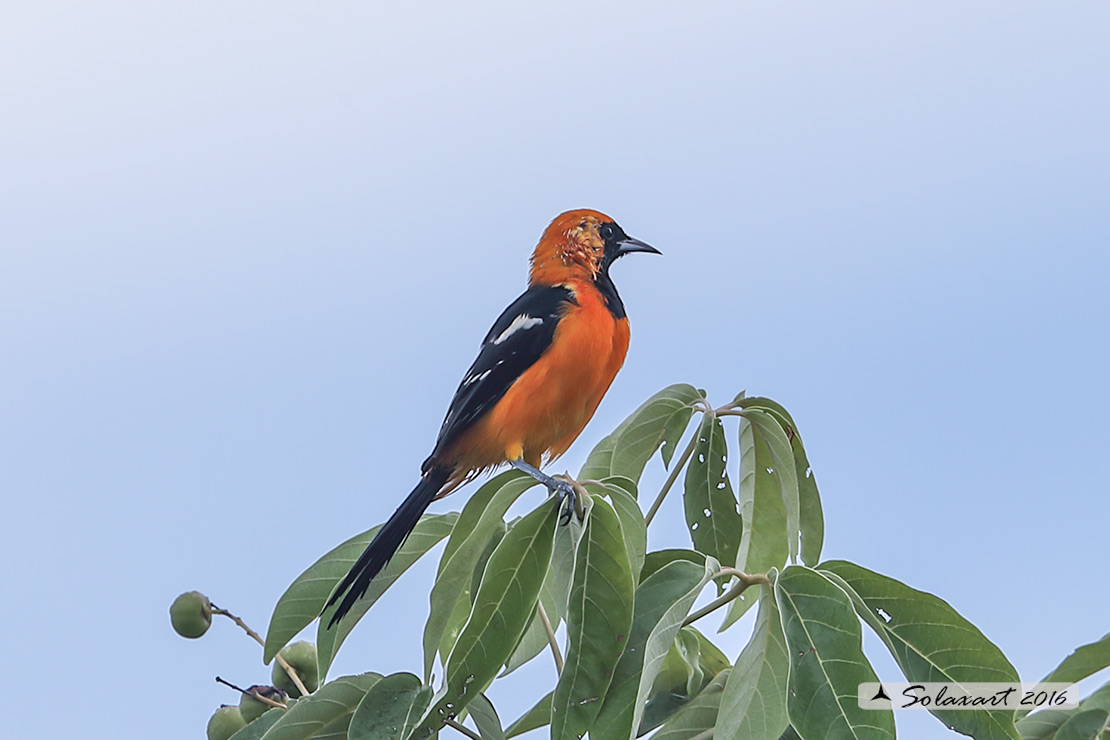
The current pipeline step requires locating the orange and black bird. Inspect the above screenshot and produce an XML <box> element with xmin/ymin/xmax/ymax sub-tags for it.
<box><xmin>325</xmin><ymin>209</ymin><xmax>659</xmax><ymax>626</ymax></box>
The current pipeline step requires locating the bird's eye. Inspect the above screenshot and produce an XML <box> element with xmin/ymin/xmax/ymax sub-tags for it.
<box><xmin>600</xmin><ymin>224</ymin><xmax>616</xmax><ymax>241</ymax></box>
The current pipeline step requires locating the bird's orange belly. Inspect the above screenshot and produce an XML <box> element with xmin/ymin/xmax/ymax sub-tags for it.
<box><xmin>450</xmin><ymin>305</ymin><xmax>630</xmax><ymax>471</ymax></box>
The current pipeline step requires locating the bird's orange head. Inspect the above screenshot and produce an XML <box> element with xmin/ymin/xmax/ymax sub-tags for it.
<box><xmin>529</xmin><ymin>209</ymin><xmax>660</xmax><ymax>287</ymax></box>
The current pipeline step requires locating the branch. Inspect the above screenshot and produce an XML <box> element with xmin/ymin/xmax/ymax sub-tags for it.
<box><xmin>681</xmin><ymin>570</ymin><xmax>771</xmax><ymax>627</ymax></box>
<box><xmin>211</xmin><ymin>603</ymin><xmax>312</xmax><ymax>698</ymax></box>
<box><xmin>445</xmin><ymin>718</ymin><xmax>483</xmax><ymax>740</ymax></box>
<box><xmin>215</xmin><ymin>677</ymin><xmax>288</xmax><ymax>710</ymax></box>
<box><xmin>536</xmin><ymin>600</ymin><xmax>564</xmax><ymax>674</ymax></box>
<box><xmin>644</xmin><ymin>427</ymin><xmax>701</xmax><ymax>527</ymax></box>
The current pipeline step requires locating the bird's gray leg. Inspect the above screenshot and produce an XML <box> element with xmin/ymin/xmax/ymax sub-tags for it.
<box><xmin>510</xmin><ymin>459</ymin><xmax>577</xmax><ymax>525</ymax></box>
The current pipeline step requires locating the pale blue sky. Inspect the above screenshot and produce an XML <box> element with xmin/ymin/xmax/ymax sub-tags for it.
<box><xmin>2</xmin><ymin>3</ymin><xmax>1108</xmax><ymax>739</ymax></box>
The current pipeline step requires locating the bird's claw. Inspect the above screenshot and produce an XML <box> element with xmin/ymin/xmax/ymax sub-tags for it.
<box><xmin>551</xmin><ymin>478</ymin><xmax>577</xmax><ymax>526</ymax></box>
<box><xmin>508</xmin><ymin>459</ymin><xmax>582</xmax><ymax>526</ymax></box>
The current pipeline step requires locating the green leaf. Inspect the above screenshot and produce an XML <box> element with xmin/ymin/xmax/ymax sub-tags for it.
<box><xmin>641</xmin><ymin>549</ymin><xmax>707</xmax><ymax>583</ymax></box>
<box><xmin>721</xmin><ymin>413</ymin><xmax>789</xmax><ymax>629</ymax></box>
<box><xmin>735</xmin><ymin>397</ymin><xmax>824</xmax><ymax>566</ymax></box>
<box><xmin>683</xmin><ymin>415</ymin><xmax>743</xmax><ymax>574</ymax></box>
<box><xmin>439</xmin><ymin>579</ymin><xmax>478</xmax><ymax>672</ymax></box>
<box><xmin>1039</xmin><ymin>631</ymin><xmax>1110</xmax><ymax>687</ymax></box>
<box><xmin>469</xmin><ymin>694</ymin><xmax>505</xmax><ymax>740</ymax></box>
<box><xmin>651</xmin><ymin>653</ymin><xmax>692</xmax><ymax>706</ymax></box>
<box><xmin>228</xmin><ymin>707</ymin><xmax>284</xmax><ymax>740</ymax></box>
<box><xmin>579</xmin><ymin>433</ymin><xmax>619</xmax><ymax>484</ymax></box>
<box><xmin>652</xmin><ymin>628</ymin><xmax>704</xmax><ymax>700</ymax></box>
<box><xmin>821</xmin><ymin>560</ymin><xmax>1020</xmax><ymax>740</ymax></box>
<box><xmin>1024</xmin><ymin>680</ymin><xmax>1110</xmax><ymax>738</ymax></box>
<box><xmin>639</xmin><ymin>692</ymin><xmax>693</xmax><ymax>737</ymax></box>
<box><xmin>502</xmin><ymin>575</ymin><xmax>559</xmax><ymax>676</ymax></box>
<box><xmin>676</xmin><ymin>628</ymin><xmax>706</xmax><ymax>696</ymax></box>
<box><xmin>1053</xmin><ymin>709</ymin><xmax>1109</xmax><ymax>740</ymax></box>
<box><xmin>1016</xmin><ymin>708</ymin><xmax>1073</xmax><ymax>740</ymax></box>
<box><xmin>500</xmin><ymin>506</ymin><xmax>589</xmax><ymax>680</ymax></box>
<box><xmin>422</xmin><ymin>471</ymin><xmax>539</xmax><ymax>679</ymax></box>
<box><xmin>580</xmin><ymin>384</ymin><xmax>705</xmax><ymax>483</ymax></box>
<box><xmin>311</xmin><ymin>515</ymin><xmax>458</xmax><ymax>679</ymax></box>
<box><xmin>507</xmin><ymin>482</ymin><xmax>613</xmax><ymax>676</ymax></box>
<box><xmin>256</xmin><ymin>672</ymin><xmax>381</xmax><ymax>740</ymax></box>
<box><xmin>470</xmin><ymin>522</ymin><xmax>509</xmax><ymax>604</ymax></box>
<box><xmin>689</xmin><ymin>627</ymin><xmax>730</xmax><ymax>678</ymax></box>
<box><xmin>264</xmin><ymin>514</ymin><xmax>456</xmax><ymax>664</ymax></box>
<box><xmin>553</xmin><ymin>498</ymin><xmax>636</xmax><ymax>740</ymax></box>
<box><xmin>590</xmin><ymin>556</ymin><xmax>719</xmax><ymax>740</ymax></box>
<box><xmin>547</xmin><ymin>507</ymin><xmax>588</xmax><ymax>621</ymax></box>
<box><xmin>505</xmin><ymin>692</ymin><xmax>553</xmax><ymax>739</ymax></box>
<box><xmin>660</xmin><ymin>405</ymin><xmax>696</xmax><ymax>470</ymax></box>
<box><xmin>774</xmin><ymin>566</ymin><xmax>894</xmax><ymax>740</ymax></box>
<box><xmin>636</xmin><ymin>626</ymin><xmax>728</xmax><ymax>733</ymax></box>
<box><xmin>738</xmin><ymin>408</ymin><xmax>800</xmax><ymax>564</ymax></box>
<box><xmin>650</xmin><ymin>670</ymin><xmax>730</xmax><ymax>740</ymax></box>
<box><xmin>416</xmin><ymin>500</ymin><xmax>560</xmax><ymax>738</ymax></box>
<box><xmin>348</xmin><ymin>673</ymin><xmax>431</xmax><ymax>740</ymax></box>
<box><xmin>1078</xmin><ymin>680</ymin><xmax>1110</xmax><ymax>711</ymax></box>
<box><xmin>590</xmin><ymin>476</ymin><xmax>647</xmax><ymax>578</ymax></box>
<box><xmin>716</xmin><ymin>582</ymin><xmax>789</xmax><ymax>740</ymax></box>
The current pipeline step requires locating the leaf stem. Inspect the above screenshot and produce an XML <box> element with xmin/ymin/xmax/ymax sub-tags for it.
<box><xmin>681</xmin><ymin>570</ymin><xmax>771</xmax><ymax>627</ymax></box>
<box><xmin>211</xmin><ymin>603</ymin><xmax>311</xmax><ymax>697</ymax></box>
<box><xmin>644</xmin><ymin>426</ymin><xmax>701</xmax><ymax>527</ymax></box>
<box><xmin>693</xmin><ymin>398</ymin><xmax>715</xmax><ymax>414</ymax></box>
<box><xmin>445</xmin><ymin>718</ymin><xmax>483</xmax><ymax>740</ymax></box>
<box><xmin>688</xmin><ymin>729</ymin><xmax>714</xmax><ymax>740</ymax></box>
<box><xmin>536</xmin><ymin>600</ymin><xmax>564</xmax><ymax>674</ymax></box>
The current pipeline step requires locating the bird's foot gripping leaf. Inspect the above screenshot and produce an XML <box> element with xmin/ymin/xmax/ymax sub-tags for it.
<box><xmin>509</xmin><ymin>460</ymin><xmax>583</xmax><ymax>525</ymax></box>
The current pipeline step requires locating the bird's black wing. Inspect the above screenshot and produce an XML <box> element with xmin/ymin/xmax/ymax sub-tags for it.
<box><xmin>422</xmin><ymin>284</ymin><xmax>575</xmax><ymax>471</ymax></box>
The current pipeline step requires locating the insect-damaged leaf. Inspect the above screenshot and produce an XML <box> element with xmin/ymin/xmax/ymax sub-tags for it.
<box><xmin>735</xmin><ymin>396</ymin><xmax>824</xmax><ymax>566</ymax></box>
<box><xmin>683</xmin><ymin>415</ymin><xmax>742</xmax><ymax>580</ymax></box>
<box><xmin>820</xmin><ymin>560</ymin><xmax>1019</xmax><ymax>740</ymax></box>
<box><xmin>348</xmin><ymin>672</ymin><xmax>432</xmax><ymax>740</ymax></box>
<box><xmin>775</xmin><ymin>566</ymin><xmax>894</xmax><ymax>740</ymax></box>
<box><xmin>721</xmin><ymin>414</ymin><xmax>789</xmax><ymax>629</ymax></box>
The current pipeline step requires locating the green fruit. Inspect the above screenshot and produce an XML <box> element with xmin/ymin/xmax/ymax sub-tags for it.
<box><xmin>239</xmin><ymin>685</ymin><xmax>286</xmax><ymax>723</ymax></box>
<box><xmin>206</xmin><ymin>705</ymin><xmax>246</xmax><ymax>740</ymax></box>
<box><xmin>169</xmin><ymin>591</ymin><xmax>212</xmax><ymax>638</ymax></box>
<box><xmin>271</xmin><ymin>641</ymin><xmax>319</xmax><ymax>697</ymax></box>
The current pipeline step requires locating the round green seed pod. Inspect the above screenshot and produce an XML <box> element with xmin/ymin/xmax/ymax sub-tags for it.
<box><xmin>169</xmin><ymin>591</ymin><xmax>212</xmax><ymax>638</ymax></box>
<box><xmin>239</xmin><ymin>685</ymin><xmax>287</xmax><ymax>723</ymax></box>
<box><xmin>272</xmin><ymin>641</ymin><xmax>319</xmax><ymax>697</ymax></box>
<box><xmin>206</xmin><ymin>705</ymin><xmax>246</xmax><ymax>740</ymax></box>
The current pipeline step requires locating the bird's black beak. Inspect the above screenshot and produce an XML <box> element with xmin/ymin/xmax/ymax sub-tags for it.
<box><xmin>615</xmin><ymin>236</ymin><xmax>662</xmax><ymax>257</ymax></box>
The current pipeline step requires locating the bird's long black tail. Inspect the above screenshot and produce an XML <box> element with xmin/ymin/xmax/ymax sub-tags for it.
<box><xmin>325</xmin><ymin>465</ymin><xmax>451</xmax><ymax>628</ymax></box>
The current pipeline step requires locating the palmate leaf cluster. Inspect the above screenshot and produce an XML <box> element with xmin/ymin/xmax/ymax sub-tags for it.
<box><xmin>240</xmin><ymin>384</ymin><xmax>1110</xmax><ymax>740</ymax></box>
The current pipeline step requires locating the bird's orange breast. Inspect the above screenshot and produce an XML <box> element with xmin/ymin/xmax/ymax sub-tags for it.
<box><xmin>448</xmin><ymin>283</ymin><xmax>630</xmax><ymax>472</ymax></box>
